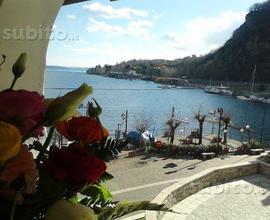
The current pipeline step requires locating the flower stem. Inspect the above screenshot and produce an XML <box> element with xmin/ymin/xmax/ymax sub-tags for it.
<box><xmin>9</xmin><ymin>191</ymin><xmax>19</xmax><ymax>220</ymax></box>
<box><xmin>36</xmin><ymin>127</ymin><xmax>55</xmax><ymax>164</ymax></box>
<box><xmin>10</xmin><ymin>77</ymin><xmax>18</xmax><ymax>90</ymax></box>
<box><xmin>43</xmin><ymin>127</ymin><xmax>55</xmax><ymax>149</ymax></box>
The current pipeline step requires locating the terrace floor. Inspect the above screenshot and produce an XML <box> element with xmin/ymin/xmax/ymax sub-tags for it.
<box><xmin>106</xmin><ymin>153</ymin><xmax>260</xmax><ymax>202</ymax></box>
<box><xmin>162</xmin><ymin>174</ymin><xmax>270</xmax><ymax>220</ymax></box>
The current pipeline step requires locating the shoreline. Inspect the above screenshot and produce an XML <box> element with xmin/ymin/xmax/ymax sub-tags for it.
<box><xmin>86</xmin><ymin>73</ymin><xmax>270</xmax><ymax>98</ymax></box>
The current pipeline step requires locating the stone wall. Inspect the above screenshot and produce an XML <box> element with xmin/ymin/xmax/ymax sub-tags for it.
<box><xmin>259</xmin><ymin>160</ymin><xmax>270</xmax><ymax>178</ymax></box>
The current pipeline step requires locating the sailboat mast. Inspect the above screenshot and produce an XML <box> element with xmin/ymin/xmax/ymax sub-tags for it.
<box><xmin>251</xmin><ymin>64</ymin><xmax>257</xmax><ymax>94</ymax></box>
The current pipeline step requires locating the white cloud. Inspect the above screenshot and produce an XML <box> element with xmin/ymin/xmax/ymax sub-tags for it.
<box><xmin>163</xmin><ymin>11</ymin><xmax>246</xmax><ymax>55</ymax></box>
<box><xmin>87</xmin><ymin>18</ymin><xmax>154</xmax><ymax>39</ymax></box>
<box><xmin>83</xmin><ymin>2</ymin><xmax>148</xmax><ymax>20</ymax></box>
<box><xmin>68</xmin><ymin>40</ymin><xmax>191</xmax><ymax>67</ymax></box>
<box><xmin>62</xmin><ymin>44</ymin><xmax>73</xmax><ymax>48</ymax></box>
<box><xmin>152</xmin><ymin>12</ymin><xmax>165</xmax><ymax>21</ymax></box>
<box><xmin>67</xmin><ymin>14</ymin><xmax>76</xmax><ymax>20</ymax></box>
<box><xmin>47</xmin><ymin>10</ymin><xmax>248</xmax><ymax>67</ymax></box>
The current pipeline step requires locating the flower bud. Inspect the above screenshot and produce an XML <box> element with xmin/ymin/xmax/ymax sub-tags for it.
<box><xmin>45</xmin><ymin>199</ymin><xmax>97</xmax><ymax>220</ymax></box>
<box><xmin>12</xmin><ymin>53</ymin><xmax>27</xmax><ymax>78</ymax></box>
<box><xmin>0</xmin><ymin>121</ymin><xmax>21</xmax><ymax>163</ymax></box>
<box><xmin>87</xmin><ymin>99</ymin><xmax>102</xmax><ymax>118</ymax></box>
<box><xmin>45</xmin><ymin>84</ymin><xmax>92</xmax><ymax>125</ymax></box>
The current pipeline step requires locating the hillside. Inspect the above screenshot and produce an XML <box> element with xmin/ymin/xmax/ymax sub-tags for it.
<box><xmin>87</xmin><ymin>1</ymin><xmax>270</xmax><ymax>83</ymax></box>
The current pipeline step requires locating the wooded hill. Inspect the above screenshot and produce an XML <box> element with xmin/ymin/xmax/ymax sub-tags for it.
<box><xmin>88</xmin><ymin>1</ymin><xmax>270</xmax><ymax>83</ymax></box>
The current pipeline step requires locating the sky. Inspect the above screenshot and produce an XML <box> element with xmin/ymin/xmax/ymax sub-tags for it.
<box><xmin>46</xmin><ymin>0</ymin><xmax>266</xmax><ymax>67</ymax></box>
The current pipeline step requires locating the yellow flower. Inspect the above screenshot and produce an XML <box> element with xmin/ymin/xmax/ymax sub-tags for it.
<box><xmin>45</xmin><ymin>84</ymin><xmax>92</xmax><ymax>125</ymax></box>
<box><xmin>0</xmin><ymin>121</ymin><xmax>21</xmax><ymax>163</ymax></box>
<box><xmin>45</xmin><ymin>199</ymin><xmax>98</xmax><ymax>220</ymax></box>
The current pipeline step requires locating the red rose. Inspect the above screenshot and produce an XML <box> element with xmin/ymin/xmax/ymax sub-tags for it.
<box><xmin>45</xmin><ymin>147</ymin><xmax>73</xmax><ymax>181</ymax></box>
<box><xmin>57</xmin><ymin>116</ymin><xmax>109</xmax><ymax>144</ymax></box>
<box><xmin>0</xmin><ymin>90</ymin><xmax>45</xmax><ymax>136</ymax></box>
<box><xmin>45</xmin><ymin>146</ymin><xmax>106</xmax><ymax>185</ymax></box>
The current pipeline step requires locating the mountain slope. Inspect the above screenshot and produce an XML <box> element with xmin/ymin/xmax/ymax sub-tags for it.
<box><xmin>88</xmin><ymin>1</ymin><xmax>270</xmax><ymax>83</ymax></box>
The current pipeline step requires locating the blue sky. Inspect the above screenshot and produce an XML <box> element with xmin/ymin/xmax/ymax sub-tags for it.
<box><xmin>46</xmin><ymin>0</ymin><xmax>266</xmax><ymax>67</ymax></box>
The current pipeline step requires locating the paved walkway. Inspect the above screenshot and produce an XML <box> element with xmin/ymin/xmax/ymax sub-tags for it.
<box><xmin>106</xmin><ymin>153</ymin><xmax>260</xmax><ymax>202</ymax></box>
<box><xmin>162</xmin><ymin>174</ymin><xmax>270</xmax><ymax>220</ymax></box>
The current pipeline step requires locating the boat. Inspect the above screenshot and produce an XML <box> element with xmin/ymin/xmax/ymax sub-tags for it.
<box><xmin>204</xmin><ymin>84</ymin><xmax>233</xmax><ymax>96</ymax></box>
<box><xmin>263</xmin><ymin>98</ymin><xmax>270</xmax><ymax>104</ymax></box>
<box><xmin>176</xmin><ymin>86</ymin><xmax>183</xmax><ymax>89</ymax></box>
<box><xmin>157</xmin><ymin>85</ymin><xmax>171</xmax><ymax>89</ymax></box>
<box><xmin>237</xmin><ymin>65</ymin><xmax>268</xmax><ymax>104</ymax></box>
<box><xmin>249</xmin><ymin>95</ymin><xmax>265</xmax><ymax>102</ymax></box>
<box><xmin>236</xmin><ymin>96</ymin><xmax>251</xmax><ymax>101</ymax></box>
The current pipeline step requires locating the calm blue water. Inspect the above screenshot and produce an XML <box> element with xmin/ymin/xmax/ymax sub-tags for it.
<box><xmin>45</xmin><ymin>67</ymin><xmax>270</xmax><ymax>143</ymax></box>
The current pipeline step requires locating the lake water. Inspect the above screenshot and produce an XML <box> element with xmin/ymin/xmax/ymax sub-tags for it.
<box><xmin>45</xmin><ymin>67</ymin><xmax>270</xmax><ymax>143</ymax></box>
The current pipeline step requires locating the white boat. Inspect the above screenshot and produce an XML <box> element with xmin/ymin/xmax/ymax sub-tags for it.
<box><xmin>237</xmin><ymin>65</ymin><xmax>267</xmax><ymax>104</ymax></box>
<box><xmin>263</xmin><ymin>98</ymin><xmax>270</xmax><ymax>104</ymax></box>
<box><xmin>247</xmin><ymin>65</ymin><xmax>264</xmax><ymax>102</ymax></box>
<box><xmin>205</xmin><ymin>84</ymin><xmax>233</xmax><ymax>96</ymax></box>
<box><xmin>249</xmin><ymin>95</ymin><xmax>265</xmax><ymax>102</ymax></box>
<box><xmin>157</xmin><ymin>85</ymin><xmax>171</xmax><ymax>89</ymax></box>
<box><xmin>236</xmin><ymin>96</ymin><xmax>251</xmax><ymax>101</ymax></box>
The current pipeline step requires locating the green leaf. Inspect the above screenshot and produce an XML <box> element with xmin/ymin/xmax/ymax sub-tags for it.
<box><xmin>100</xmin><ymin>172</ymin><xmax>114</xmax><ymax>182</ymax></box>
<box><xmin>69</xmin><ymin>194</ymin><xmax>79</xmax><ymax>204</ymax></box>
<box><xmin>97</xmin><ymin>201</ymin><xmax>168</xmax><ymax>220</ymax></box>
<box><xmin>81</xmin><ymin>184</ymin><xmax>112</xmax><ymax>201</ymax></box>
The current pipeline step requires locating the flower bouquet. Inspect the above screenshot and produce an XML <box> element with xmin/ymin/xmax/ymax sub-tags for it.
<box><xmin>0</xmin><ymin>53</ymin><xmax>167</xmax><ymax>220</ymax></box>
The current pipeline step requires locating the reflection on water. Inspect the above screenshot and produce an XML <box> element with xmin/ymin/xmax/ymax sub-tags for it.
<box><xmin>45</xmin><ymin>67</ymin><xmax>270</xmax><ymax>143</ymax></box>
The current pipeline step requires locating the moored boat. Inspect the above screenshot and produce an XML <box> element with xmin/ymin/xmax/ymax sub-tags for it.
<box><xmin>236</xmin><ymin>96</ymin><xmax>251</xmax><ymax>101</ymax></box>
<box><xmin>204</xmin><ymin>85</ymin><xmax>233</xmax><ymax>96</ymax></box>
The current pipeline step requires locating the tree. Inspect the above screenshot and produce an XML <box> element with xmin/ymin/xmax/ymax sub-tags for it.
<box><xmin>258</xmin><ymin>84</ymin><xmax>267</xmax><ymax>92</ymax></box>
<box><xmin>195</xmin><ymin>112</ymin><xmax>206</xmax><ymax>145</ymax></box>
<box><xmin>166</xmin><ymin>118</ymin><xmax>180</xmax><ymax>144</ymax></box>
<box><xmin>222</xmin><ymin>115</ymin><xmax>231</xmax><ymax>144</ymax></box>
<box><xmin>134</xmin><ymin>113</ymin><xmax>152</xmax><ymax>133</ymax></box>
<box><xmin>250</xmin><ymin>1</ymin><xmax>270</xmax><ymax>12</ymax></box>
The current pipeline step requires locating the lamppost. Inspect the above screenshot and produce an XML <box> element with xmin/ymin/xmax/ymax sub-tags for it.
<box><xmin>217</xmin><ymin>108</ymin><xmax>224</xmax><ymax>148</ymax></box>
<box><xmin>208</xmin><ymin>109</ymin><xmax>216</xmax><ymax>134</ymax></box>
<box><xmin>183</xmin><ymin>117</ymin><xmax>189</xmax><ymax>136</ymax></box>
<box><xmin>170</xmin><ymin>116</ymin><xmax>176</xmax><ymax>144</ymax></box>
<box><xmin>240</xmin><ymin>128</ymin><xmax>244</xmax><ymax>144</ymax></box>
<box><xmin>116</xmin><ymin>123</ymin><xmax>121</xmax><ymax>139</ymax></box>
<box><xmin>245</xmin><ymin>124</ymin><xmax>251</xmax><ymax>143</ymax></box>
<box><xmin>223</xmin><ymin>129</ymin><xmax>228</xmax><ymax>144</ymax></box>
<box><xmin>121</xmin><ymin>110</ymin><xmax>128</xmax><ymax>138</ymax></box>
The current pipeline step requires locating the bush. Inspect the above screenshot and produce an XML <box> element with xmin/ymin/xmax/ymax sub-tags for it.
<box><xmin>204</xmin><ymin>144</ymin><xmax>223</xmax><ymax>154</ymax></box>
<box><xmin>153</xmin><ymin>143</ymin><xmax>223</xmax><ymax>159</ymax></box>
<box><xmin>249</xmin><ymin>139</ymin><xmax>264</xmax><ymax>149</ymax></box>
<box><xmin>210</xmin><ymin>136</ymin><xmax>222</xmax><ymax>143</ymax></box>
<box><xmin>236</xmin><ymin>144</ymin><xmax>251</xmax><ymax>155</ymax></box>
